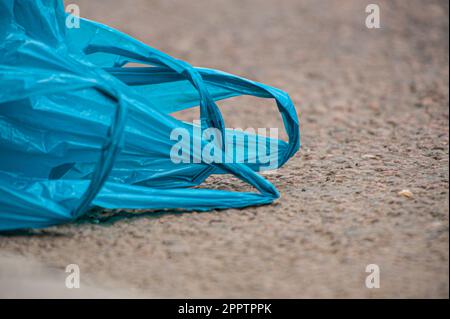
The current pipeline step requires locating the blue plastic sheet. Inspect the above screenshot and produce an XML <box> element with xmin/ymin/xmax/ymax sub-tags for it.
<box><xmin>0</xmin><ymin>0</ymin><xmax>300</xmax><ymax>231</ymax></box>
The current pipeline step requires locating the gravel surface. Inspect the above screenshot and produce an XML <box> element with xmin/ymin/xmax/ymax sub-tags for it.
<box><xmin>0</xmin><ymin>0</ymin><xmax>448</xmax><ymax>298</ymax></box>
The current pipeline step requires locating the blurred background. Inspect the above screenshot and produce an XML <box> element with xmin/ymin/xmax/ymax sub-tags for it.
<box><xmin>0</xmin><ymin>0</ymin><xmax>448</xmax><ymax>298</ymax></box>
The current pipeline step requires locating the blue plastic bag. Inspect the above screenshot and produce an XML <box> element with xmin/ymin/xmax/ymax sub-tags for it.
<box><xmin>0</xmin><ymin>0</ymin><xmax>300</xmax><ymax>231</ymax></box>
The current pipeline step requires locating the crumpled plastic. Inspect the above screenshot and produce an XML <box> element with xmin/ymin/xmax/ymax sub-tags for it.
<box><xmin>0</xmin><ymin>0</ymin><xmax>300</xmax><ymax>231</ymax></box>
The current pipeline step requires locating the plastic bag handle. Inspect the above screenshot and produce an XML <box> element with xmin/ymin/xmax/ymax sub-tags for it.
<box><xmin>71</xmin><ymin>86</ymin><xmax>128</xmax><ymax>218</ymax></box>
<box><xmin>107</xmin><ymin>66</ymin><xmax>301</xmax><ymax>167</ymax></box>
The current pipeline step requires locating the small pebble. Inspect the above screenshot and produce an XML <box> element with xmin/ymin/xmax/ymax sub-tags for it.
<box><xmin>398</xmin><ymin>189</ymin><xmax>413</xmax><ymax>198</ymax></box>
<box><xmin>362</xmin><ymin>154</ymin><xmax>378</xmax><ymax>160</ymax></box>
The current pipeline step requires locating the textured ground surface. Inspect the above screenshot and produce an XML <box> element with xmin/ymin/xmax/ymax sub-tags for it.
<box><xmin>0</xmin><ymin>0</ymin><xmax>448</xmax><ymax>298</ymax></box>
